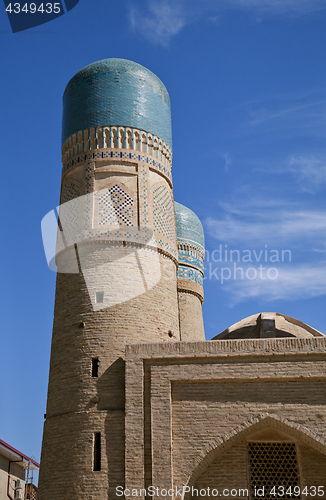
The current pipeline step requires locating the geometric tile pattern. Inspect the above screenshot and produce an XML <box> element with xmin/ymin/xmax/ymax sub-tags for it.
<box><xmin>248</xmin><ymin>443</ymin><xmax>300</xmax><ymax>500</ymax></box>
<box><xmin>178</xmin><ymin>247</ymin><xmax>204</xmax><ymax>272</ymax></box>
<box><xmin>99</xmin><ymin>185</ymin><xmax>134</xmax><ymax>227</ymax></box>
<box><xmin>152</xmin><ymin>184</ymin><xmax>175</xmax><ymax>240</ymax></box>
<box><xmin>177</xmin><ymin>266</ymin><xmax>203</xmax><ymax>285</ymax></box>
<box><xmin>140</xmin><ymin>164</ymin><xmax>149</xmax><ymax>225</ymax></box>
<box><xmin>61</xmin><ymin>182</ymin><xmax>80</xmax><ymax>204</ymax></box>
<box><xmin>62</xmin><ymin>150</ymin><xmax>172</xmax><ymax>182</ymax></box>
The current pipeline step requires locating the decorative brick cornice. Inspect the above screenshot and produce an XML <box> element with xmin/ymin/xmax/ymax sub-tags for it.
<box><xmin>126</xmin><ymin>336</ymin><xmax>326</xmax><ymax>358</ymax></box>
<box><xmin>62</xmin><ymin>126</ymin><xmax>172</xmax><ymax>170</ymax></box>
<box><xmin>177</xmin><ymin>277</ymin><xmax>204</xmax><ymax>303</ymax></box>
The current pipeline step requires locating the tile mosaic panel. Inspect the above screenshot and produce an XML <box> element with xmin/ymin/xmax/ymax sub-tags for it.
<box><xmin>152</xmin><ymin>183</ymin><xmax>175</xmax><ymax>241</ymax></box>
<box><xmin>177</xmin><ymin>266</ymin><xmax>203</xmax><ymax>285</ymax></box>
<box><xmin>98</xmin><ymin>185</ymin><xmax>134</xmax><ymax>227</ymax></box>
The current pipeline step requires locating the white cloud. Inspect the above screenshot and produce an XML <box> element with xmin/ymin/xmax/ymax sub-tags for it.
<box><xmin>222</xmin><ymin>152</ymin><xmax>232</xmax><ymax>172</ymax></box>
<box><xmin>288</xmin><ymin>155</ymin><xmax>326</xmax><ymax>191</ymax></box>
<box><xmin>128</xmin><ymin>0</ymin><xmax>326</xmax><ymax>45</ymax></box>
<box><xmin>206</xmin><ymin>204</ymin><xmax>326</xmax><ymax>246</ymax></box>
<box><xmin>221</xmin><ymin>263</ymin><xmax>326</xmax><ymax>304</ymax></box>
<box><xmin>248</xmin><ymin>100</ymin><xmax>326</xmax><ymax>128</ymax></box>
<box><xmin>221</xmin><ymin>0</ymin><xmax>326</xmax><ymax>15</ymax></box>
<box><xmin>253</xmin><ymin>151</ymin><xmax>326</xmax><ymax>193</ymax></box>
<box><xmin>205</xmin><ymin>199</ymin><xmax>326</xmax><ymax>303</ymax></box>
<box><xmin>129</xmin><ymin>1</ymin><xmax>188</xmax><ymax>46</ymax></box>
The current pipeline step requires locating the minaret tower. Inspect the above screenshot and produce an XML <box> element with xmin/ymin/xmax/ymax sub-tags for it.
<box><xmin>38</xmin><ymin>59</ymin><xmax>180</xmax><ymax>500</ymax></box>
<box><xmin>175</xmin><ymin>202</ymin><xmax>205</xmax><ymax>340</ymax></box>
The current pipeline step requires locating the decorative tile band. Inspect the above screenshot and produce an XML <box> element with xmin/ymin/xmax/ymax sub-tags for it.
<box><xmin>178</xmin><ymin>249</ymin><xmax>204</xmax><ymax>273</ymax></box>
<box><xmin>177</xmin><ymin>241</ymin><xmax>205</xmax><ymax>261</ymax></box>
<box><xmin>177</xmin><ymin>265</ymin><xmax>203</xmax><ymax>285</ymax></box>
<box><xmin>62</xmin><ymin>147</ymin><xmax>172</xmax><ymax>184</ymax></box>
<box><xmin>62</xmin><ymin>126</ymin><xmax>172</xmax><ymax>168</ymax></box>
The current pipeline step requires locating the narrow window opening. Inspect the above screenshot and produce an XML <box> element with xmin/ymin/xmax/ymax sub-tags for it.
<box><xmin>92</xmin><ymin>358</ymin><xmax>99</xmax><ymax>378</ymax></box>
<box><xmin>93</xmin><ymin>432</ymin><xmax>101</xmax><ymax>471</ymax></box>
<box><xmin>96</xmin><ymin>291</ymin><xmax>104</xmax><ymax>303</ymax></box>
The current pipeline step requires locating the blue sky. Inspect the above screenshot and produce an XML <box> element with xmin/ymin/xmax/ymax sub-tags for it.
<box><xmin>1</xmin><ymin>0</ymin><xmax>326</xmax><ymax>478</ymax></box>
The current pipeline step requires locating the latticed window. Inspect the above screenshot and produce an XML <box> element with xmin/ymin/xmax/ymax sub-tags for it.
<box><xmin>248</xmin><ymin>442</ymin><xmax>300</xmax><ymax>499</ymax></box>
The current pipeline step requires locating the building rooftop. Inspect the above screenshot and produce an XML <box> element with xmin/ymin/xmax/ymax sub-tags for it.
<box><xmin>212</xmin><ymin>312</ymin><xmax>325</xmax><ymax>340</ymax></box>
<box><xmin>0</xmin><ymin>439</ymin><xmax>39</xmax><ymax>470</ymax></box>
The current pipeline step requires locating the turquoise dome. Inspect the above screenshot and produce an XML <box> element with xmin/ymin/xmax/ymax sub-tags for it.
<box><xmin>174</xmin><ymin>202</ymin><xmax>205</xmax><ymax>251</ymax></box>
<box><xmin>62</xmin><ymin>58</ymin><xmax>172</xmax><ymax>146</ymax></box>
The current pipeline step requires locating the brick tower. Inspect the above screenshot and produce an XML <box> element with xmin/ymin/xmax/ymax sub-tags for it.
<box><xmin>38</xmin><ymin>58</ymin><xmax>206</xmax><ymax>500</ymax></box>
<box><xmin>175</xmin><ymin>202</ymin><xmax>205</xmax><ymax>341</ymax></box>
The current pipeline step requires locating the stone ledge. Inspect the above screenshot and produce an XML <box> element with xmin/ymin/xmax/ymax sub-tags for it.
<box><xmin>126</xmin><ymin>336</ymin><xmax>326</xmax><ymax>358</ymax></box>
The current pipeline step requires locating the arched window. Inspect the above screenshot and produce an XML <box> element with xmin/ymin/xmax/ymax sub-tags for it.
<box><xmin>248</xmin><ymin>442</ymin><xmax>300</xmax><ymax>499</ymax></box>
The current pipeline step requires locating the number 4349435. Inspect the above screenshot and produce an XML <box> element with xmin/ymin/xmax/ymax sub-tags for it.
<box><xmin>6</xmin><ymin>3</ymin><xmax>61</xmax><ymax>14</ymax></box>
<box><xmin>269</xmin><ymin>486</ymin><xmax>325</xmax><ymax>496</ymax></box>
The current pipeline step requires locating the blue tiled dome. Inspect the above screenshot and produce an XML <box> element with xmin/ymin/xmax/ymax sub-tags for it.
<box><xmin>174</xmin><ymin>202</ymin><xmax>205</xmax><ymax>250</ymax></box>
<box><xmin>62</xmin><ymin>58</ymin><xmax>172</xmax><ymax>146</ymax></box>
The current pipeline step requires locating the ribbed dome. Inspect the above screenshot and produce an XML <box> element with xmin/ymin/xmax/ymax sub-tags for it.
<box><xmin>62</xmin><ymin>58</ymin><xmax>172</xmax><ymax>146</ymax></box>
<box><xmin>174</xmin><ymin>202</ymin><xmax>205</xmax><ymax>251</ymax></box>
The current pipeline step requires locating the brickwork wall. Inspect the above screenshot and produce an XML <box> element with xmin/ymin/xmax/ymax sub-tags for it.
<box><xmin>299</xmin><ymin>444</ymin><xmax>326</xmax><ymax>491</ymax></box>
<box><xmin>194</xmin><ymin>441</ymin><xmax>249</xmax><ymax>499</ymax></box>
<box><xmin>177</xmin><ymin>291</ymin><xmax>205</xmax><ymax>341</ymax></box>
<box><xmin>39</xmin><ymin>140</ymin><xmax>180</xmax><ymax>500</ymax></box>
<box><xmin>194</xmin><ymin>440</ymin><xmax>326</xmax><ymax>499</ymax></box>
<box><xmin>125</xmin><ymin>339</ymin><xmax>326</xmax><ymax>499</ymax></box>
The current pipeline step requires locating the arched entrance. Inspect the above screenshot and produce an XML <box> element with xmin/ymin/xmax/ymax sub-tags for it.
<box><xmin>184</xmin><ymin>415</ymin><xmax>326</xmax><ymax>500</ymax></box>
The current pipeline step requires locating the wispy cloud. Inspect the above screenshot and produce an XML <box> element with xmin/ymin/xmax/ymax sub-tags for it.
<box><xmin>222</xmin><ymin>263</ymin><xmax>326</xmax><ymax>304</ymax></box>
<box><xmin>248</xmin><ymin>100</ymin><xmax>326</xmax><ymax>128</ymax></box>
<box><xmin>205</xmin><ymin>198</ymin><xmax>326</xmax><ymax>303</ymax></box>
<box><xmin>222</xmin><ymin>152</ymin><xmax>232</xmax><ymax>172</ymax></box>
<box><xmin>220</xmin><ymin>0</ymin><xmax>326</xmax><ymax>15</ymax></box>
<box><xmin>128</xmin><ymin>0</ymin><xmax>326</xmax><ymax>45</ymax></box>
<box><xmin>128</xmin><ymin>1</ymin><xmax>188</xmax><ymax>46</ymax></box>
<box><xmin>242</xmin><ymin>91</ymin><xmax>326</xmax><ymax>140</ymax></box>
<box><xmin>288</xmin><ymin>155</ymin><xmax>326</xmax><ymax>192</ymax></box>
<box><xmin>250</xmin><ymin>152</ymin><xmax>326</xmax><ymax>193</ymax></box>
<box><xmin>206</xmin><ymin>203</ymin><xmax>326</xmax><ymax>246</ymax></box>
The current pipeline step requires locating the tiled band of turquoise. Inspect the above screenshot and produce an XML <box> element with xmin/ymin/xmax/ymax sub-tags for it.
<box><xmin>175</xmin><ymin>201</ymin><xmax>205</xmax><ymax>283</ymax></box>
<box><xmin>178</xmin><ymin>249</ymin><xmax>204</xmax><ymax>272</ymax></box>
<box><xmin>62</xmin><ymin>58</ymin><xmax>172</xmax><ymax>147</ymax></box>
<box><xmin>177</xmin><ymin>266</ymin><xmax>203</xmax><ymax>285</ymax></box>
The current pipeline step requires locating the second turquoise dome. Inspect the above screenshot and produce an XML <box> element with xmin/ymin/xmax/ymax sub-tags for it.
<box><xmin>174</xmin><ymin>202</ymin><xmax>205</xmax><ymax>251</ymax></box>
<box><xmin>62</xmin><ymin>58</ymin><xmax>172</xmax><ymax>146</ymax></box>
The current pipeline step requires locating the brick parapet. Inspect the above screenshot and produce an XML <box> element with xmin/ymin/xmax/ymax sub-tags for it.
<box><xmin>62</xmin><ymin>127</ymin><xmax>172</xmax><ymax>181</ymax></box>
<box><xmin>177</xmin><ymin>278</ymin><xmax>204</xmax><ymax>303</ymax></box>
<box><xmin>126</xmin><ymin>336</ymin><xmax>326</xmax><ymax>359</ymax></box>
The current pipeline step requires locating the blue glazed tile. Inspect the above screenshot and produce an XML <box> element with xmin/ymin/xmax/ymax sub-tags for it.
<box><xmin>62</xmin><ymin>59</ymin><xmax>172</xmax><ymax>147</ymax></box>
